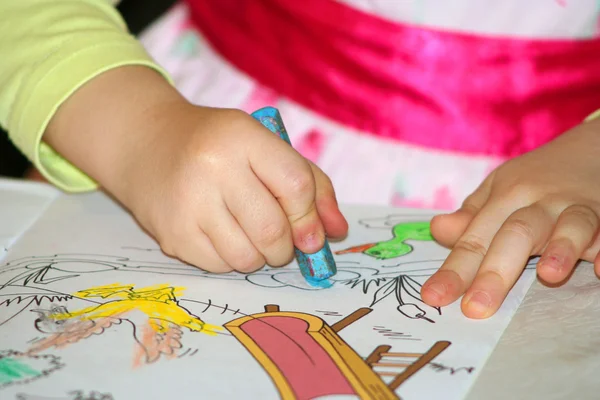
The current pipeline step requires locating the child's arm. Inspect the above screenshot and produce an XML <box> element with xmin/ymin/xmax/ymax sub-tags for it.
<box><xmin>0</xmin><ymin>0</ymin><xmax>170</xmax><ymax>191</ymax></box>
<box><xmin>0</xmin><ymin>0</ymin><xmax>348</xmax><ymax>271</ymax></box>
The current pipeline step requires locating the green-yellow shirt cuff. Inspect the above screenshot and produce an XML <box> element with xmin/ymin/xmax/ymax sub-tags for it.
<box><xmin>9</xmin><ymin>40</ymin><xmax>172</xmax><ymax>193</ymax></box>
<box><xmin>585</xmin><ymin>108</ymin><xmax>600</xmax><ymax>122</ymax></box>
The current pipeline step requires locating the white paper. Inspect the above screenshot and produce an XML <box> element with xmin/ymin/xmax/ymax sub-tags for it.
<box><xmin>0</xmin><ymin>192</ymin><xmax>536</xmax><ymax>400</ymax></box>
<box><xmin>0</xmin><ymin>179</ymin><xmax>59</xmax><ymax>260</ymax></box>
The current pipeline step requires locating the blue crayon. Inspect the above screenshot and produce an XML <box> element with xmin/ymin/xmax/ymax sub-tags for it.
<box><xmin>251</xmin><ymin>107</ymin><xmax>337</xmax><ymax>287</ymax></box>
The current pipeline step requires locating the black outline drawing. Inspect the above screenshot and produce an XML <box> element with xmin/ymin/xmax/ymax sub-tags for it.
<box><xmin>428</xmin><ymin>363</ymin><xmax>475</xmax><ymax>375</ymax></box>
<box><xmin>372</xmin><ymin>325</ymin><xmax>419</xmax><ymax>341</ymax></box>
<box><xmin>23</xmin><ymin>284</ymin><xmax>233</xmax><ymax>367</ymax></box>
<box><xmin>370</xmin><ymin>275</ymin><xmax>440</xmax><ymax>323</ymax></box>
<box><xmin>16</xmin><ymin>390</ymin><xmax>114</xmax><ymax>400</ymax></box>
<box><xmin>357</xmin><ymin>215</ymin><xmax>435</xmax><ymax>230</ymax></box>
<box><xmin>0</xmin><ymin>350</ymin><xmax>63</xmax><ymax>390</ymax></box>
<box><xmin>314</xmin><ymin>310</ymin><xmax>343</xmax><ymax>317</ymax></box>
<box><xmin>225</xmin><ymin>304</ymin><xmax>452</xmax><ymax>399</ymax></box>
<box><xmin>0</xmin><ymin>253</ymin><xmax>538</xmax><ymax>326</ymax></box>
<box><xmin>120</xmin><ymin>246</ymin><xmax>161</xmax><ymax>253</ymax></box>
<box><xmin>335</xmin><ymin>215</ymin><xmax>436</xmax><ymax>260</ymax></box>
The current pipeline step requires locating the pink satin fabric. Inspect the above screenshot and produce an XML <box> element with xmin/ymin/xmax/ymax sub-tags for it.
<box><xmin>185</xmin><ymin>0</ymin><xmax>600</xmax><ymax>157</ymax></box>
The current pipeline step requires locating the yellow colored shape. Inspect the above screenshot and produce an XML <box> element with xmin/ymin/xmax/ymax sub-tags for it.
<box><xmin>225</xmin><ymin>311</ymin><xmax>397</xmax><ymax>400</ymax></box>
<box><xmin>54</xmin><ymin>283</ymin><xmax>220</xmax><ymax>335</ymax></box>
<box><xmin>74</xmin><ymin>283</ymin><xmax>184</xmax><ymax>301</ymax></box>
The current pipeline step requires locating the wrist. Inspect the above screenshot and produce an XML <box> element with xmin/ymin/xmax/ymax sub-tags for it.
<box><xmin>44</xmin><ymin>65</ymin><xmax>188</xmax><ymax>201</ymax></box>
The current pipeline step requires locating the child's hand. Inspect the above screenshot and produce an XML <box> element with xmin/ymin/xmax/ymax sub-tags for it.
<box><xmin>422</xmin><ymin>118</ymin><xmax>600</xmax><ymax>318</ymax></box>
<box><xmin>44</xmin><ymin>66</ymin><xmax>348</xmax><ymax>273</ymax></box>
<box><xmin>124</xmin><ymin>106</ymin><xmax>348</xmax><ymax>273</ymax></box>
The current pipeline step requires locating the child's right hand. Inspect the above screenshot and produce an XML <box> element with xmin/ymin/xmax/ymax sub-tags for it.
<box><xmin>122</xmin><ymin>106</ymin><xmax>349</xmax><ymax>273</ymax></box>
<box><xmin>44</xmin><ymin>66</ymin><xmax>348</xmax><ymax>273</ymax></box>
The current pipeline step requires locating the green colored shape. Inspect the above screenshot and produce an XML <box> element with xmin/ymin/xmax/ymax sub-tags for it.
<box><xmin>365</xmin><ymin>221</ymin><xmax>433</xmax><ymax>260</ymax></box>
<box><xmin>0</xmin><ymin>357</ymin><xmax>41</xmax><ymax>385</ymax></box>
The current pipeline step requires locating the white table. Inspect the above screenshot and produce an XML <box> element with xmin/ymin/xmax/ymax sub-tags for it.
<box><xmin>468</xmin><ymin>263</ymin><xmax>600</xmax><ymax>399</ymax></box>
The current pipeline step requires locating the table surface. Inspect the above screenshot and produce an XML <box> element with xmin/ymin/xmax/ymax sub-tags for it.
<box><xmin>467</xmin><ymin>262</ymin><xmax>600</xmax><ymax>399</ymax></box>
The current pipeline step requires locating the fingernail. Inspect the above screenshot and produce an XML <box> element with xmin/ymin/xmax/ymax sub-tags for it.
<box><xmin>303</xmin><ymin>231</ymin><xmax>324</xmax><ymax>249</ymax></box>
<box><xmin>465</xmin><ymin>291</ymin><xmax>491</xmax><ymax>317</ymax></box>
<box><xmin>426</xmin><ymin>282</ymin><xmax>447</xmax><ymax>301</ymax></box>
<box><xmin>538</xmin><ymin>254</ymin><xmax>564</xmax><ymax>272</ymax></box>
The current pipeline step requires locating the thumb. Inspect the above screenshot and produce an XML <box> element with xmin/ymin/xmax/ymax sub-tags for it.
<box><xmin>431</xmin><ymin>175</ymin><xmax>493</xmax><ymax>248</ymax></box>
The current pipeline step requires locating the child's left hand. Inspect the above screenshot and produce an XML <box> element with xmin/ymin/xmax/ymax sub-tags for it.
<box><xmin>421</xmin><ymin>117</ymin><xmax>600</xmax><ymax>319</ymax></box>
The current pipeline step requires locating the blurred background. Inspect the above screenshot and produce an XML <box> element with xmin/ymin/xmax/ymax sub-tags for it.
<box><xmin>0</xmin><ymin>0</ymin><xmax>178</xmax><ymax>179</ymax></box>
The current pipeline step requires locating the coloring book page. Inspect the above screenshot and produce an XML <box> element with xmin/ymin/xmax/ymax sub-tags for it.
<box><xmin>0</xmin><ymin>191</ymin><xmax>536</xmax><ymax>400</ymax></box>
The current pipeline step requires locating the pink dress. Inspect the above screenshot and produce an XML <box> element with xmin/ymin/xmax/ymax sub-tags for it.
<box><xmin>139</xmin><ymin>0</ymin><xmax>600</xmax><ymax>210</ymax></box>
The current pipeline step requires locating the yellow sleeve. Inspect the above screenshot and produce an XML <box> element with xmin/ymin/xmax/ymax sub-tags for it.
<box><xmin>586</xmin><ymin>109</ymin><xmax>600</xmax><ymax>121</ymax></box>
<box><xmin>0</xmin><ymin>0</ymin><xmax>172</xmax><ymax>192</ymax></box>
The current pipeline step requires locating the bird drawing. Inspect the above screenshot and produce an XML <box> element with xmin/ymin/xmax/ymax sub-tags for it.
<box><xmin>28</xmin><ymin>284</ymin><xmax>220</xmax><ymax>367</ymax></box>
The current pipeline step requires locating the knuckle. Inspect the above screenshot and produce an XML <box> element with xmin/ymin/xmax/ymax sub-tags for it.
<box><xmin>256</xmin><ymin>220</ymin><xmax>289</xmax><ymax>249</ymax></box>
<box><xmin>286</xmin><ymin>166</ymin><xmax>315</xmax><ymax>196</ymax></box>
<box><xmin>482</xmin><ymin>269</ymin><xmax>509</xmax><ymax>288</ymax></box>
<box><xmin>564</xmin><ymin>205</ymin><xmax>599</xmax><ymax>230</ymax></box>
<box><xmin>503</xmin><ymin>183</ymin><xmax>540</xmax><ymax>204</ymax></box>
<box><xmin>230</xmin><ymin>252</ymin><xmax>264</xmax><ymax>273</ymax></box>
<box><xmin>504</xmin><ymin>218</ymin><xmax>535</xmax><ymax>241</ymax></box>
<box><xmin>454</xmin><ymin>234</ymin><xmax>488</xmax><ymax>257</ymax></box>
<box><xmin>195</xmin><ymin>146</ymin><xmax>229</xmax><ymax>170</ymax></box>
<box><xmin>459</xmin><ymin>200</ymin><xmax>480</xmax><ymax>215</ymax></box>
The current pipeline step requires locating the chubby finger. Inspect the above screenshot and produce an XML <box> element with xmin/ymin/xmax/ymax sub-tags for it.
<box><xmin>537</xmin><ymin>204</ymin><xmax>599</xmax><ymax>284</ymax></box>
<box><xmin>225</xmin><ymin>172</ymin><xmax>294</xmax><ymax>267</ymax></box>
<box><xmin>249</xmin><ymin>139</ymin><xmax>325</xmax><ymax>254</ymax></box>
<box><xmin>200</xmin><ymin>202</ymin><xmax>266</xmax><ymax>273</ymax></box>
<box><xmin>165</xmin><ymin>228</ymin><xmax>233</xmax><ymax>274</ymax></box>
<box><xmin>585</xmin><ymin>231</ymin><xmax>600</xmax><ymax>276</ymax></box>
<box><xmin>461</xmin><ymin>203</ymin><xmax>554</xmax><ymax>318</ymax></box>
<box><xmin>582</xmin><ymin>234</ymin><xmax>600</xmax><ymax>263</ymax></box>
<box><xmin>431</xmin><ymin>175</ymin><xmax>493</xmax><ymax>248</ymax></box>
<box><xmin>421</xmin><ymin>199</ymin><xmax>516</xmax><ymax>308</ymax></box>
<box><xmin>308</xmin><ymin>161</ymin><xmax>348</xmax><ymax>241</ymax></box>
<box><xmin>595</xmin><ymin>251</ymin><xmax>600</xmax><ymax>279</ymax></box>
